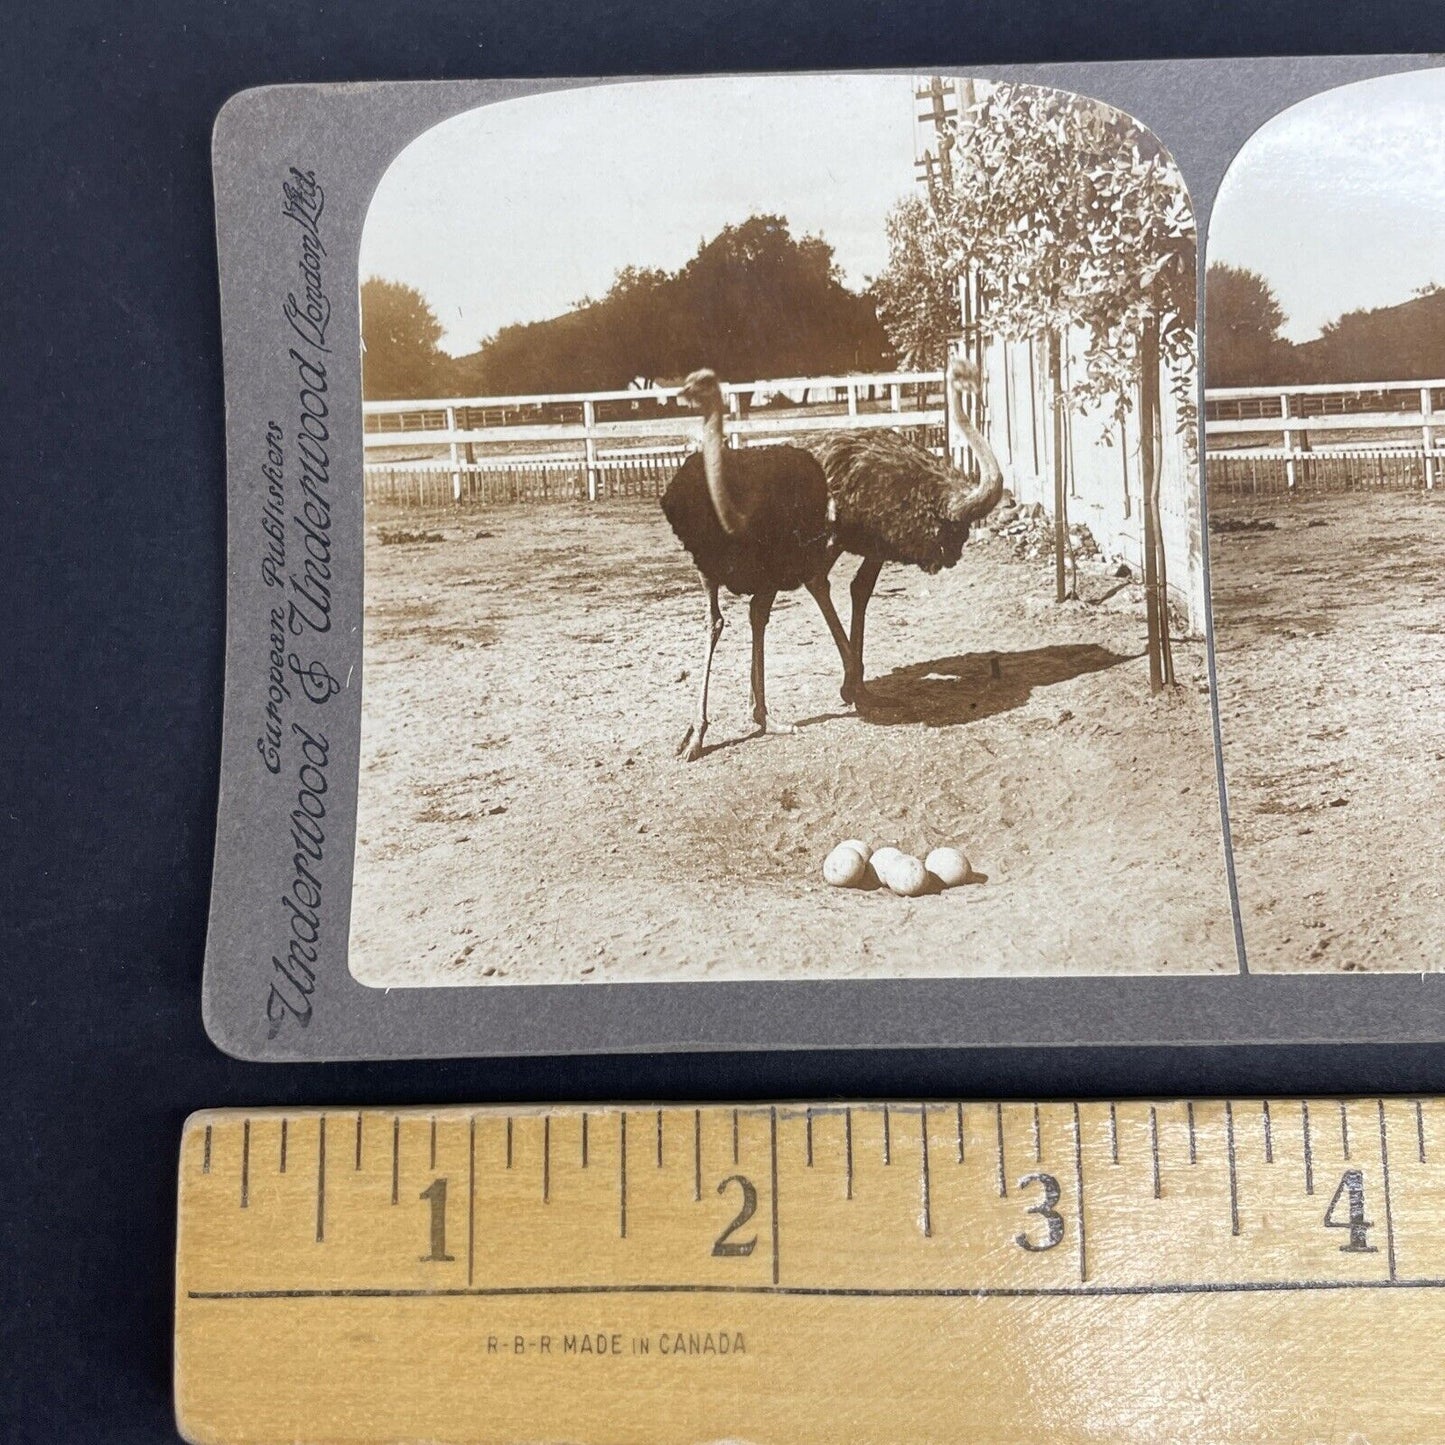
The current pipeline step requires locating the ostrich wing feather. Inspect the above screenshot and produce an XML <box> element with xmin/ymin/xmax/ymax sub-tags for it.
<box><xmin>809</xmin><ymin>429</ymin><xmax>975</xmax><ymax>573</ymax></box>
<box><xmin>661</xmin><ymin>446</ymin><xmax>832</xmax><ymax>596</ymax></box>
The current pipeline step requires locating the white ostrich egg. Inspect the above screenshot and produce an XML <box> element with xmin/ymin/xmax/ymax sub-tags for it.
<box><xmin>822</xmin><ymin>844</ymin><xmax>869</xmax><ymax>889</ymax></box>
<box><xmin>925</xmin><ymin>847</ymin><xmax>971</xmax><ymax>889</ymax></box>
<box><xmin>839</xmin><ymin>838</ymin><xmax>871</xmax><ymax>861</ymax></box>
<box><xmin>884</xmin><ymin>854</ymin><xmax>930</xmax><ymax>897</ymax></box>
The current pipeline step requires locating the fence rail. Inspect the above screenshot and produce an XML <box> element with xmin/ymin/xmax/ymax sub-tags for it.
<box><xmin>1204</xmin><ymin>378</ymin><xmax>1442</xmax><ymax>493</ymax></box>
<box><xmin>364</xmin><ymin>374</ymin><xmax>1445</xmax><ymax>508</ymax></box>
<box><xmin>362</xmin><ymin>372</ymin><xmax>946</xmax><ymax>505</ymax></box>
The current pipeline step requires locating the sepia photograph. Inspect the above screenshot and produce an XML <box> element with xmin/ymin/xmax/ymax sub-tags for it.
<box><xmin>349</xmin><ymin>73</ymin><xmax>1233</xmax><ymax>987</ymax></box>
<box><xmin>1206</xmin><ymin>68</ymin><xmax>1445</xmax><ymax>971</ymax></box>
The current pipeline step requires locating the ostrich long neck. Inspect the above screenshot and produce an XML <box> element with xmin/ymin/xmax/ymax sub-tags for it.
<box><xmin>947</xmin><ymin>379</ymin><xmax>1004</xmax><ymax>522</ymax></box>
<box><xmin>698</xmin><ymin>400</ymin><xmax>746</xmax><ymax>536</ymax></box>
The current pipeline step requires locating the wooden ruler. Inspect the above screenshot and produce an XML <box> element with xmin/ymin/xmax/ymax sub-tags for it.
<box><xmin>175</xmin><ymin>1100</ymin><xmax>1445</xmax><ymax>1443</ymax></box>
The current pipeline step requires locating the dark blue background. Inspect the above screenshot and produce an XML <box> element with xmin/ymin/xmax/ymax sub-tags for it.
<box><xmin>4</xmin><ymin>4</ymin><xmax>1444</xmax><ymax>1440</ymax></box>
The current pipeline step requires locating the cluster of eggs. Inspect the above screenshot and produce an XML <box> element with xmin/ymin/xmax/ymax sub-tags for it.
<box><xmin>822</xmin><ymin>839</ymin><xmax>972</xmax><ymax>897</ymax></box>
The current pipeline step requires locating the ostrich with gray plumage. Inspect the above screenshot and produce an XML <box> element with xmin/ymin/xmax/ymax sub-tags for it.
<box><xmin>809</xmin><ymin>355</ymin><xmax>1005</xmax><ymax>703</ymax></box>
<box><xmin>661</xmin><ymin>368</ymin><xmax>858</xmax><ymax>761</ymax></box>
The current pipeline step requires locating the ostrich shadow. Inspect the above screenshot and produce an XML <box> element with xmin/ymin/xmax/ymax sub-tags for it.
<box><xmin>848</xmin><ymin>643</ymin><xmax>1135</xmax><ymax>728</ymax></box>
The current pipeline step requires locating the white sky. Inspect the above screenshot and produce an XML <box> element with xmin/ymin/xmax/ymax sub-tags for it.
<box><xmin>1208</xmin><ymin>68</ymin><xmax>1445</xmax><ymax>342</ymax></box>
<box><xmin>361</xmin><ymin>75</ymin><xmax>921</xmax><ymax>356</ymax></box>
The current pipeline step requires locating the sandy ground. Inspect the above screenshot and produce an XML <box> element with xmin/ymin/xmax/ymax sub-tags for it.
<box><xmin>1210</xmin><ymin>489</ymin><xmax>1445</xmax><ymax>972</ymax></box>
<box><xmin>349</xmin><ymin>500</ymin><xmax>1236</xmax><ymax>986</ymax></box>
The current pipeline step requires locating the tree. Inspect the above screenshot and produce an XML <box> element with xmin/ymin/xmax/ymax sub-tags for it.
<box><xmin>872</xmin><ymin>195</ymin><xmax>960</xmax><ymax>369</ymax></box>
<box><xmin>449</xmin><ymin>215</ymin><xmax>894</xmax><ymax>395</ymax></box>
<box><xmin>361</xmin><ymin>278</ymin><xmax>446</xmax><ymax>399</ymax></box>
<box><xmin>877</xmin><ymin>81</ymin><xmax>1197</xmax><ymax>688</ymax></box>
<box><xmin>1301</xmin><ymin>284</ymin><xmax>1445</xmax><ymax>382</ymax></box>
<box><xmin>1205</xmin><ymin>264</ymin><xmax>1288</xmax><ymax>386</ymax></box>
<box><xmin>671</xmin><ymin>215</ymin><xmax>891</xmax><ymax>380</ymax></box>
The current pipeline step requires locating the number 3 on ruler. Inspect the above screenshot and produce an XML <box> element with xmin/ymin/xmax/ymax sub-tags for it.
<box><xmin>1014</xmin><ymin>1172</ymin><xmax>1065</xmax><ymax>1252</ymax></box>
<box><xmin>1324</xmin><ymin>1169</ymin><xmax>1377</xmax><ymax>1254</ymax></box>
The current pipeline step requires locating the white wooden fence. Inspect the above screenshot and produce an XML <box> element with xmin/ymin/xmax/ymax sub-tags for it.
<box><xmin>361</xmin><ymin>356</ymin><xmax>1212</xmax><ymax>634</ymax></box>
<box><xmin>363</xmin><ymin>372</ymin><xmax>946</xmax><ymax>507</ymax></box>
<box><xmin>1205</xmin><ymin>379</ymin><xmax>1445</xmax><ymax>493</ymax></box>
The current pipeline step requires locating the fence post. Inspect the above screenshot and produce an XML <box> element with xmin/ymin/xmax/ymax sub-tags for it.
<box><xmin>446</xmin><ymin>406</ymin><xmax>462</xmax><ymax>502</ymax></box>
<box><xmin>847</xmin><ymin>381</ymin><xmax>859</xmax><ymax>419</ymax></box>
<box><xmin>1422</xmin><ymin>385</ymin><xmax>1436</xmax><ymax>490</ymax></box>
<box><xmin>1280</xmin><ymin>390</ymin><xmax>1296</xmax><ymax>491</ymax></box>
<box><xmin>583</xmin><ymin>399</ymin><xmax>599</xmax><ymax>500</ymax></box>
<box><xmin>890</xmin><ymin>382</ymin><xmax>901</xmax><ymax>413</ymax></box>
<box><xmin>727</xmin><ymin>388</ymin><xmax>743</xmax><ymax>449</ymax></box>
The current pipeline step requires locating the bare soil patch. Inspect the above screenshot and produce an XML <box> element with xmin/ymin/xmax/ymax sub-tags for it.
<box><xmin>350</xmin><ymin>500</ymin><xmax>1234</xmax><ymax>985</ymax></box>
<box><xmin>1210</xmin><ymin>489</ymin><xmax>1445</xmax><ymax>971</ymax></box>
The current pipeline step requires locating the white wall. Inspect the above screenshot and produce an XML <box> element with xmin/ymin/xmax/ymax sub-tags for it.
<box><xmin>971</xmin><ymin>331</ymin><xmax>1206</xmax><ymax>637</ymax></box>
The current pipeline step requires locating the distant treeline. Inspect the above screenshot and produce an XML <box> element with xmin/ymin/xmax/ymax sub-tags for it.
<box><xmin>362</xmin><ymin>214</ymin><xmax>893</xmax><ymax>400</ymax></box>
<box><xmin>1207</xmin><ymin>263</ymin><xmax>1445</xmax><ymax>388</ymax></box>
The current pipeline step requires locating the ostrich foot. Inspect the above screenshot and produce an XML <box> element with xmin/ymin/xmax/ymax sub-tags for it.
<box><xmin>841</xmin><ymin>676</ymin><xmax>871</xmax><ymax>708</ymax></box>
<box><xmin>676</xmin><ymin>722</ymin><xmax>707</xmax><ymax>762</ymax></box>
<box><xmin>753</xmin><ymin>713</ymin><xmax>796</xmax><ymax>737</ymax></box>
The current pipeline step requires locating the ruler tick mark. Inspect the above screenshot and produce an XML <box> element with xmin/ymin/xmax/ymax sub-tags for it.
<box><xmin>1340</xmin><ymin>1102</ymin><xmax>1351</xmax><ymax>1160</ymax></box>
<box><xmin>1108</xmin><ymin>1103</ymin><xmax>1118</xmax><ymax>1165</ymax></box>
<box><xmin>202</xmin><ymin>1124</ymin><xmax>212</xmax><ymax>1175</ymax></box>
<box><xmin>1226</xmin><ymin>1102</ymin><xmax>1240</xmax><ymax>1237</ymax></box>
<box><xmin>693</xmin><ymin>1109</ymin><xmax>701</xmax><ymax>1202</ymax></box>
<box><xmin>355</xmin><ymin>1112</ymin><xmax>363</xmax><ymax>1171</ymax></box>
<box><xmin>1378</xmin><ymin>1099</ymin><xmax>1398</xmax><ymax>1281</ymax></box>
<box><xmin>1416</xmin><ymin>1100</ymin><xmax>1427</xmax><ymax>1163</ymax></box>
<box><xmin>1072</xmin><ymin>1103</ymin><xmax>1087</xmax><ymax>1283</ymax></box>
<box><xmin>769</xmin><ymin>1107</ymin><xmax>780</xmax><ymax>1285</ymax></box>
<box><xmin>241</xmin><ymin>1120</ymin><xmax>250</xmax><ymax>1208</ymax></box>
<box><xmin>429</xmin><ymin>1116</ymin><xmax>437</xmax><ymax>1171</ymax></box>
<box><xmin>805</xmin><ymin>1108</ymin><xmax>814</xmax><ymax>1167</ymax></box>
<box><xmin>391</xmin><ymin>1118</ymin><xmax>399</xmax><ymax>1205</ymax></box>
<box><xmin>1302</xmin><ymin>1102</ymin><xmax>1315</xmax><ymax>1195</ymax></box>
<box><xmin>467</xmin><ymin>1117</ymin><xmax>476</xmax><ymax>1288</ymax></box>
<box><xmin>582</xmin><ymin>1113</ymin><xmax>589</xmax><ymax>1169</ymax></box>
<box><xmin>316</xmin><ymin>1116</ymin><xmax>326</xmax><ymax>1244</ymax></box>
<box><xmin>996</xmin><ymin>1104</ymin><xmax>1007</xmax><ymax>1198</ymax></box>
<box><xmin>279</xmin><ymin>1118</ymin><xmax>288</xmax><ymax>1174</ymax></box>
<box><xmin>620</xmin><ymin>1112</ymin><xmax>628</xmax><ymax>1240</ymax></box>
<box><xmin>543</xmin><ymin>1117</ymin><xmax>551</xmax><ymax>1203</ymax></box>
<box><xmin>1263</xmin><ymin>1100</ymin><xmax>1273</xmax><ymax>1163</ymax></box>
<box><xmin>1187</xmin><ymin>1102</ymin><xmax>1197</xmax><ymax>1164</ymax></box>
<box><xmin>845</xmin><ymin>1108</ymin><xmax>854</xmax><ymax>1200</ymax></box>
<box><xmin>956</xmin><ymin>1102</ymin><xmax>965</xmax><ymax>1164</ymax></box>
<box><xmin>1032</xmin><ymin>1103</ymin><xmax>1042</xmax><ymax>1164</ymax></box>
<box><xmin>506</xmin><ymin>1117</ymin><xmax>513</xmax><ymax>1170</ymax></box>
<box><xmin>732</xmin><ymin>1109</ymin><xmax>739</xmax><ymax>1166</ymax></box>
<box><xmin>1149</xmin><ymin>1106</ymin><xmax>1160</xmax><ymax>1200</ymax></box>
<box><xmin>883</xmin><ymin>1105</ymin><xmax>891</xmax><ymax>1165</ymax></box>
<box><xmin>920</xmin><ymin>1105</ymin><xmax>932</xmax><ymax>1238</ymax></box>
<box><xmin>656</xmin><ymin>1109</ymin><xmax>664</xmax><ymax>1168</ymax></box>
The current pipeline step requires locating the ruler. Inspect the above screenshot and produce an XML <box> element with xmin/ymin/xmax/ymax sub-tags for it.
<box><xmin>175</xmin><ymin>1100</ymin><xmax>1445</xmax><ymax>1443</ymax></box>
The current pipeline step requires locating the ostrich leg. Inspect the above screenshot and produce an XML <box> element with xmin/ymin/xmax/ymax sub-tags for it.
<box><xmin>749</xmin><ymin>590</ymin><xmax>794</xmax><ymax>735</ymax></box>
<box><xmin>843</xmin><ymin>556</ymin><xmax>884</xmax><ymax>702</ymax></box>
<box><xmin>677</xmin><ymin>577</ymin><xmax>723</xmax><ymax>762</ymax></box>
<box><xmin>802</xmin><ymin>573</ymin><xmax>865</xmax><ymax>707</ymax></box>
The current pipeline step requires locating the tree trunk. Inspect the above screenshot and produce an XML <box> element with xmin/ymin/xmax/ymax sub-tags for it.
<box><xmin>1139</xmin><ymin>311</ymin><xmax>1173</xmax><ymax>691</ymax></box>
<box><xmin>1049</xmin><ymin>329</ymin><xmax>1069</xmax><ymax>604</ymax></box>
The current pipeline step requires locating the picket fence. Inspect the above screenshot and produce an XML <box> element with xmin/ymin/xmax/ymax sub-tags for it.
<box><xmin>362</xmin><ymin>373</ymin><xmax>946</xmax><ymax>507</ymax></box>
<box><xmin>1205</xmin><ymin>379</ymin><xmax>1445</xmax><ymax>494</ymax></box>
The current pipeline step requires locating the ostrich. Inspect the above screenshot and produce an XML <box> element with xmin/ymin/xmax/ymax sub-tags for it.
<box><xmin>809</xmin><ymin>356</ymin><xmax>1004</xmax><ymax>702</ymax></box>
<box><xmin>661</xmin><ymin>369</ymin><xmax>857</xmax><ymax>761</ymax></box>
